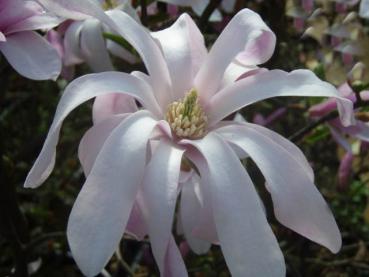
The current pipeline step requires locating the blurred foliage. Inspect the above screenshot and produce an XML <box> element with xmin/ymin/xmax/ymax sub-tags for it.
<box><xmin>1</xmin><ymin>0</ymin><xmax>369</xmax><ymax>276</ymax></box>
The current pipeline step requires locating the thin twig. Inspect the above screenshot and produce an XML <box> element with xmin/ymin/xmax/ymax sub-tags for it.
<box><xmin>140</xmin><ymin>0</ymin><xmax>147</xmax><ymax>26</ymax></box>
<box><xmin>199</xmin><ymin>0</ymin><xmax>221</xmax><ymax>31</ymax></box>
<box><xmin>289</xmin><ymin>101</ymin><xmax>369</xmax><ymax>143</ymax></box>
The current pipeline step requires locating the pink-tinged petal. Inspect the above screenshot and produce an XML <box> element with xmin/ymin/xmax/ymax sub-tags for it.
<box><xmin>106</xmin><ymin>10</ymin><xmax>172</xmax><ymax>108</ymax></box>
<box><xmin>195</xmin><ymin>8</ymin><xmax>276</xmax><ymax>100</ymax></box>
<box><xmin>140</xmin><ymin>139</ymin><xmax>185</xmax><ymax>276</ymax></box>
<box><xmin>37</xmin><ymin>0</ymin><xmax>97</xmax><ymax>20</ymax></box>
<box><xmin>47</xmin><ymin>30</ymin><xmax>64</xmax><ymax>58</ymax></box>
<box><xmin>182</xmin><ymin>132</ymin><xmax>285</xmax><ymax>277</ymax></box>
<box><xmin>80</xmin><ymin>18</ymin><xmax>113</xmax><ymax>72</ymax></box>
<box><xmin>92</xmin><ymin>93</ymin><xmax>137</xmax><ymax>125</ymax></box>
<box><xmin>24</xmin><ymin>72</ymin><xmax>161</xmax><ymax>189</ymax></box>
<box><xmin>38</xmin><ymin>1</ymin><xmax>172</xmax><ymax>106</ymax></box>
<box><xmin>106</xmin><ymin>39</ymin><xmax>137</xmax><ymax>64</ymax></box>
<box><xmin>164</xmin><ymin>236</ymin><xmax>188</xmax><ymax>277</ymax></box>
<box><xmin>208</xmin><ymin>69</ymin><xmax>355</xmax><ymax>127</ymax></box>
<box><xmin>63</xmin><ymin>21</ymin><xmax>84</xmax><ymax>66</ymax></box>
<box><xmin>0</xmin><ymin>31</ymin><xmax>61</xmax><ymax>80</ymax></box>
<box><xmin>217</xmin><ymin>124</ymin><xmax>342</xmax><ymax>253</ymax></box>
<box><xmin>338</xmin><ymin>151</ymin><xmax>354</xmax><ymax>190</ymax></box>
<box><xmin>0</xmin><ymin>32</ymin><xmax>5</xmax><ymax>41</ymax></box>
<box><xmin>151</xmin><ymin>13</ymin><xmax>207</xmax><ymax>100</ymax></box>
<box><xmin>220</xmin><ymin>62</ymin><xmax>266</xmax><ymax>88</ymax></box>
<box><xmin>78</xmin><ymin>114</ymin><xmax>129</xmax><ymax>176</ymax></box>
<box><xmin>126</xmin><ymin>190</ymin><xmax>148</xmax><ymax>240</ymax></box>
<box><xmin>5</xmin><ymin>13</ymin><xmax>63</xmax><ymax>34</ymax></box>
<box><xmin>180</xmin><ymin>174</ymin><xmax>211</xmax><ymax>254</ymax></box>
<box><xmin>332</xmin><ymin>120</ymin><xmax>369</xmax><ymax>143</ymax></box>
<box><xmin>227</xmin><ymin>121</ymin><xmax>314</xmax><ymax>181</ymax></box>
<box><xmin>67</xmin><ymin>111</ymin><xmax>157</xmax><ymax>277</ymax></box>
<box><xmin>0</xmin><ymin>0</ymin><xmax>42</xmax><ymax>29</ymax></box>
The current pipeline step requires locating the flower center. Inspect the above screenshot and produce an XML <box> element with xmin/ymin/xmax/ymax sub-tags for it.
<box><xmin>102</xmin><ymin>0</ymin><xmax>119</xmax><ymax>10</ymax></box>
<box><xmin>166</xmin><ymin>89</ymin><xmax>207</xmax><ymax>139</ymax></box>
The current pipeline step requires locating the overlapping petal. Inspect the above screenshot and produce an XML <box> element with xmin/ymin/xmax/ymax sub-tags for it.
<box><xmin>141</xmin><ymin>139</ymin><xmax>186</xmax><ymax>276</ymax></box>
<box><xmin>0</xmin><ymin>31</ymin><xmax>61</xmax><ymax>80</ymax></box>
<box><xmin>208</xmin><ymin>69</ymin><xmax>355</xmax><ymax>127</ymax></box>
<box><xmin>195</xmin><ymin>8</ymin><xmax>276</xmax><ymax>100</ymax></box>
<box><xmin>151</xmin><ymin>13</ymin><xmax>207</xmax><ymax>100</ymax></box>
<box><xmin>182</xmin><ymin>133</ymin><xmax>286</xmax><ymax>277</ymax></box>
<box><xmin>67</xmin><ymin>111</ymin><xmax>157</xmax><ymax>277</ymax></box>
<box><xmin>217</xmin><ymin>124</ymin><xmax>342</xmax><ymax>253</ymax></box>
<box><xmin>24</xmin><ymin>72</ymin><xmax>161</xmax><ymax>188</ymax></box>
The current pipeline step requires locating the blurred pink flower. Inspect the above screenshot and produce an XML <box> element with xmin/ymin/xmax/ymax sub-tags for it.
<box><xmin>310</xmin><ymin>82</ymin><xmax>369</xmax><ymax>188</ymax></box>
<box><xmin>42</xmin><ymin>0</ymin><xmax>138</xmax><ymax>73</ymax></box>
<box><xmin>0</xmin><ymin>0</ymin><xmax>61</xmax><ymax>80</ymax></box>
<box><xmin>25</xmin><ymin>2</ymin><xmax>354</xmax><ymax>276</ymax></box>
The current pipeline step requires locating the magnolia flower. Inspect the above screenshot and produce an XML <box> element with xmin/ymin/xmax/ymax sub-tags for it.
<box><xmin>0</xmin><ymin>0</ymin><xmax>61</xmax><ymax>80</ymax></box>
<box><xmin>25</xmin><ymin>1</ymin><xmax>355</xmax><ymax>276</ymax></box>
<box><xmin>40</xmin><ymin>0</ymin><xmax>138</xmax><ymax>73</ymax></box>
<box><xmin>310</xmin><ymin>82</ymin><xmax>369</xmax><ymax>188</ymax></box>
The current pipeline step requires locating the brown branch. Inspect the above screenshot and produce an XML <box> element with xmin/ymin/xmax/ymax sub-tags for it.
<box><xmin>140</xmin><ymin>0</ymin><xmax>147</xmax><ymax>26</ymax></box>
<box><xmin>199</xmin><ymin>0</ymin><xmax>221</xmax><ymax>32</ymax></box>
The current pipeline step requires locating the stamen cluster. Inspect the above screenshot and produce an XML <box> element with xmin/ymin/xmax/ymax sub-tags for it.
<box><xmin>166</xmin><ymin>89</ymin><xmax>207</xmax><ymax>139</ymax></box>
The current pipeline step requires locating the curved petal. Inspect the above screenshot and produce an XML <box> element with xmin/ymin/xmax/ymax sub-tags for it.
<box><xmin>140</xmin><ymin>139</ymin><xmax>185</xmax><ymax>276</ymax></box>
<box><xmin>38</xmin><ymin>1</ymin><xmax>172</xmax><ymax>107</ymax></box>
<box><xmin>67</xmin><ymin>111</ymin><xmax>157</xmax><ymax>277</ymax></box>
<box><xmin>181</xmin><ymin>133</ymin><xmax>286</xmax><ymax>277</ymax></box>
<box><xmin>151</xmin><ymin>13</ymin><xmax>207</xmax><ymax>100</ymax></box>
<box><xmin>106</xmin><ymin>10</ymin><xmax>172</xmax><ymax>108</ymax></box>
<box><xmin>92</xmin><ymin>93</ymin><xmax>138</xmax><ymax>125</ymax></box>
<box><xmin>5</xmin><ymin>13</ymin><xmax>63</xmax><ymax>34</ymax></box>
<box><xmin>0</xmin><ymin>31</ymin><xmax>61</xmax><ymax>80</ymax></box>
<box><xmin>208</xmin><ymin>69</ymin><xmax>355</xmax><ymax>127</ymax></box>
<box><xmin>0</xmin><ymin>0</ymin><xmax>42</xmax><ymax>28</ymax></box>
<box><xmin>164</xmin><ymin>236</ymin><xmax>188</xmax><ymax>277</ymax></box>
<box><xmin>80</xmin><ymin>18</ymin><xmax>113</xmax><ymax>72</ymax></box>
<box><xmin>63</xmin><ymin>21</ymin><xmax>84</xmax><ymax>66</ymax></box>
<box><xmin>195</xmin><ymin>8</ymin><xmax>276</xmax><ymax>100</ymax></box>
<box><xmin>217</xmin><ymin>124</ymin><xmax>342</xmax><ymax>253</ymax></box>
<box><xmin>24</xmin><ymin>72</ymin><xmax>161</xmax><ymax>189</ymax></box>
<box><xmin>78</xmin><ymin>114</ymin><xmax>129</xmax><ymax>176</ymax></box>
<box><xmin>180</xmin><ymin>174</ymin><xmax>211</xmax><ymax>254</ymax></box>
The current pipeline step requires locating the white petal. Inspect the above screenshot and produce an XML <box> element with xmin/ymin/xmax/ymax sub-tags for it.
<box><xmin>181</xmin><ymin>133</ymin><xmax>286</xmax><ymax>277</ymax></box>
<box><xmin>217</xmin><ymin>124</ymin><xmax>342</xmax><ymax>253</ymax></box>
<box><xmin>5</xmin><ymin>13</ymin><xmax>63</xmax><ymax>34</ymax></box>
<box><xmin>208</xmin><ymin>69</ymin><xmax>355</xmax><ymax>127</ymax></box>
<box><xmin>180</xmin><ymin>174</ymin><xmax>211</xmax><ymax>254</ymax></box>
<box><xmin>80</xmin><ymin>18</ymin><xmax>113</xmax><ymax>72</ymax></box>
<box><xmin>140</xmin><ymin>139</ymin><xmax>185</xmax><ymax>276</ymax></box>
<box><xmin>63</xmin><ymin>21</ymin><xmax>84</xmax><ymax>66</ymax></box>
<box><xmin>195</xmin><ymin>8</ymin><xmax>276</xmax><ymax>100</ymax></box>
<box><xmin>24</xmin><ymin>72</ymin><xmax>161</xmax><ymax>188</ymax></box>
<box><xmin>67</xmin><ymin>111</ymin><xmax>157</xmax><ymax>277</ymax></box>
<box><xmin>151</xmin><ymin>13</ymin><xmax>207</xmax><ymax>100</ymax></box>
<box><xmin>78</xmin><ymin>114</ymin><xmax>129</xmax><ymax>176</ymax></box>
<box><xmin>0</xmin><ymin>31</ymin><xmax>61</xmax><ymax>80</ymax></box>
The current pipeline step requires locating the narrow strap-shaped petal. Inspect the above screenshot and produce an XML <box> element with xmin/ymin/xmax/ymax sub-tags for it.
<box><xmin>208</xmin><ymin>69</ymin><xmax>355</xmax><ymax>127</ymax></box>
<box><xmin>63</xmin><ymin>21</ymin><xmax>85</xmax><ymax>66</ymax></box>
<box><xmin>80</xmin><ymin>18</ymin><xmax>113</xmax><ymax>72</ymax></box>
<box><xmin>195</xmin><ymin>8</ymin><xmax>276</xmax><ymax>100</ymax></box>
<box><xmin>24</xmin><ymin>72</ymin><xmax>162</xmax><ymax>188</ymax></box>
<box><xmin>164</xmin><ymin>236</ymin><xmax>188</xmax><ymax>277</ymax></box>
<box><xmin>0</xmin><ymin>31</ymin><xmax>61</xmax><ymax>80</ymax></box>
<box><xmin>141</xmin><ymin>139</ymin><xmax>186</xmax><ymax>277</ymax></box>
<box><xmin>38</xmin><ymin>0</ymin><xmax>172</xmax><ymax>107</ymax></box>
<box><xmin>5</xmin><ymin>13</ymin><xmax>63</xmax><ymax>34</ymax></box>
<box><xmin>217</xmin><ymin>124</ymin><xmax>342</xmax><ymax>253</ymax></box>
<box><xmin>181</xmin><ymin>133</ymin><xmax>286</xmax><ymax>277</ymax></box>
<box><xmin>78</xmin><ymin>114</ymin><xmax>129</xmax><ymax>176</ymax></box>
<box><xmin>180</xmin><ymin>174</ymin><xmax>211</xmax><ymax>254</ymax></box>
<box><xmin>151</xmin><ymin>13</ymin><xmax>207</xmax><ymax>101</ymax></box>
<box><xmin>67</xmin><ymin>111</ymin><xmax>157</xmax><ymax>277</ymax></box>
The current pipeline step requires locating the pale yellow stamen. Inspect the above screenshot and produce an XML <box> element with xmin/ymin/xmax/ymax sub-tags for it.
<box><xmin>102</xmin><ymin>0</ymin><xmax>119</xmax><ymax>10</ymax></box>
<box><xmin>166</xmin><ymin>89</ymin><xmax>207</xmax><ymax>139</ymax></box>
